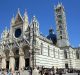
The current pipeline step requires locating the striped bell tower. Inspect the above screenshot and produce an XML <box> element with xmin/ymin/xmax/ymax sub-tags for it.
<box><xmin>54</xmin><ymin>3</ymin><xmax>70</xmax><ymax>47</ymax></box>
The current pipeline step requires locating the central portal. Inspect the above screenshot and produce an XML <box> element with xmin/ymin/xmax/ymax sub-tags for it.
<box><xmin>15</xmin><ymin>58</ymin><xmax>19</xmax><ymax>70</ymax></box>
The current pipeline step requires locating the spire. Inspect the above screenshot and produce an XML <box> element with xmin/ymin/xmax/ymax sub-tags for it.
<box><xmin>1</xmin><ymin>26</ymin><xmax>9</xmax><ymax>39</ymax></box>
<box><xmin>56</xmin><ymin>1</ymin><xmax>63</xmax><ymax>8</ymax></box>
<box><xmin>57</xmin><ymin>2</ymin><xmax>61</xmax><ymax>7</ymax></box>
<box><xmin>23</xmin><ymin>9</ymin><xmax>28</xmax><ymax>21</ymax></box>
<box><xmin>23</xmin><ymin>9</ymin><xmax>29</xmax><ymax>31</ymax></box>
<box><xmin>15</xmin><ymin>8</ymin><xmax>23</xmax><ymax>24</ymax></box>
<box><xmin>18</xmin><ymin>8</ymin><xmax>20</xmax><ymax>14</ymax></box>
<box><xmin>31</xmin><ymin>15</ymin><xmax>39</xmax><ymax>27</ymax></box>
<box><xmin>5</xmin><ymin>26</ymin><xmax>8</xmax><ymax>31</ymax></box>
<box><xmin>24</xmin><ymin>9</ymin><xmax>28</xmax><ymax>17</ymax></box>
<box><xmin>11</xmin><ymin>14</ymin><xmax>15</xmax><ymax>25</ymax></box>
<box><xmin>32</xmin><ymin>15</ymin><xmax>38</xmax><ymax>23</ymax></box>
<box><xmin>4</xmin><ymin>26</ymin><xmax>9</xmax><ymax>34</ymax></box>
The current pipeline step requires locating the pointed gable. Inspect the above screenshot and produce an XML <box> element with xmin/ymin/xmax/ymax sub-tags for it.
<box><xmin>14</xmin><ymin>9</ymin><xmax>23</xmax><ymax>25</ymax></box>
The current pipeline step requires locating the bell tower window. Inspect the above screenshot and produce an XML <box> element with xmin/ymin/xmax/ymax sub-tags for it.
<box><xmin>60</xmin><ymin>36</ymin><xmax>62</xmax><ymax>39</ymax></box>
<box><xmin>59</xmin><ymin>25</ymin><xmax>62</xmax><ymax>30</ymax></box>
<box><xmin>58</xmin><ymin>20</ymin><xmax>62</xmax><ymax>24</ymax></box>
<box><xmin>57</xmin><ymin>15</ymin><xmax>62</xmax><ymax>19</ymax></box>
<box><xmin>60</xmin><ymin>31</ymin><xmax>62</xmax><ymax>35</ymax></box>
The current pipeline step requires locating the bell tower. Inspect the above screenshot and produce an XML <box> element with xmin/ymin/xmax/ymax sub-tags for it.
<box><xmin>54</xmin><ymin>3</ymin><xmax>70</xmax><ymax>47</ymax></box>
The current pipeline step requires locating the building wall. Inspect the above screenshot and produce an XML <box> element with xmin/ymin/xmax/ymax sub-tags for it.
<box><xmin>35</xmin><ymin>36</ymin><xmax>64</xmax><ymax>68</ymax></box>
<box><xmin>34</xmin><ymin>36</ymin><xmax>80</xmax><ymax>69</ymax></box>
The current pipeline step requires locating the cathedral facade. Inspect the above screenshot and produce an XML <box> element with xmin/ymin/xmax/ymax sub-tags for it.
<box><xmin>0</xmin><ymin>3</ymin><xmax>80</xmax><ymax>71</ymax></box>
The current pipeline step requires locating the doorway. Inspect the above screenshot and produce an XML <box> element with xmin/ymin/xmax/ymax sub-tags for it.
<box><xmin>65</xmin><ymin>63</ymin><xmax>68</xmax><ymax>69</ymax></box>
<box><xmin>25</xmin><ymin>58</ymin><xmax>30</xmax><ymax>68</ymax></box>
<box><xmin>6</xmin><ymin>61</ymin><xmax>9</xmax><ymax>69</ymax></box>
<box><xmin>15</xmin><ymin>58</ymin><xmax>19</xmax><ymax>70</ymax></box>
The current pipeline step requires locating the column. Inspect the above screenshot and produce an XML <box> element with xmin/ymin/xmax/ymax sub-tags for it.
<box><xmin>9</xmin><ymin>50</ymin><xmax>15</xmax><ymax>71</ymax></box>
<box><xmin>1</xmin><ymin>53</ymin><xmax>6</xmax><ymax>69</ymax></box>
<box><xmin>29</xmin><ymin>49</ymin><xmax>33</xmax><ymax>68</ymax></box>
<box><xmin>19</xmin><ymin>47</ymin><xmax>25</xmax><ymax>70</ymax></box>
<box><xmin>29</xmin><ymin>46</ymin><xmax>36</xmax><ymax>69</ymax></box>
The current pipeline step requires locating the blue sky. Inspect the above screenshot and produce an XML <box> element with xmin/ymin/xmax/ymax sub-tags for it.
<box><xmin>0</xmin><ymin>0</ymin><xmax>80</xmax><ymax>47</ymax></box>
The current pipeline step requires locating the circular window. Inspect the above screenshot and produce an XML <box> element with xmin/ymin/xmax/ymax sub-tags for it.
<box><xmin>15</xmin><ymin>28</ymin><xmax>22</xmax><ymax>38</ymax></box>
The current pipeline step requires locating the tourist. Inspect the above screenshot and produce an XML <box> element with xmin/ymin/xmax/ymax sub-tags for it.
<box><xmin>32</xmin><ymin>67</ymin><xmax>39</xmax><ymax>75</ymax></box>
<box><xmin>39</xmin><ymin>67</ymin><xmax>44</xmax><ymax>75</ymax></box>
<box><xmin>39</xmin><ymin>66</ymin><xmax>44</xmax><ymax>75</ymax></box>
<box><xmin>44</xmin><ymin>69</ymin><xmax>49</xmax><ymax>75</ymax></box>
<box><xmin>27</xmin><ymin>66</ymin><xmax>32</xmax><ymax>75</ymax></box>
<box><xmin>50</xmin><ymin>69</ymin><xmax>55</xmax><ymax>75</ymax></box>
<box><xmin>8</xmin><ymin>69</ymin><xmax>12</xmax><ymax>75</ymax></box>
<box><xmin>0</xmin><ymin>69</ymin><xmax>2</xmax><ymax>75</ymax></box>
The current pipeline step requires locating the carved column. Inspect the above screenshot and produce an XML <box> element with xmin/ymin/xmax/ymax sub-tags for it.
<box><xmin>9</xmin><ymin>50</ymin><xmax>15</xmax><ymax>71</ymax></box>
<box><xmin>1</xmin><ymin>53</ymin><xmax>6</xmax><ymax>69</ymax></box>
<box><xmin>19</xmin><ymin>47</ymin><xmax>25</xmax><ymax>70</ymax></box>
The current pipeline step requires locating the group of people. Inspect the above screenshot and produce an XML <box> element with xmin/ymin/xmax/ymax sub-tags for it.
<box><xmin>32</xmin><ymin>66</ymin><xmax>55</xmax><ymax>75</ymax></box>
<box><xmin>32</xmin><ymin>66</ymin><xmax>80</xmax><ymax>75</ymax></box>
<box><xmin>0</xmin><ymin>66</ymin><xmax>80</xmax><ymax>75</ymax></box>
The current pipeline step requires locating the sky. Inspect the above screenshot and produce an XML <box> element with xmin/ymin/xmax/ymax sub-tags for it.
<box><xmin>0</xmin><ymin>0</ymin><xmax>80</xmax><ymax>47</ymax></box>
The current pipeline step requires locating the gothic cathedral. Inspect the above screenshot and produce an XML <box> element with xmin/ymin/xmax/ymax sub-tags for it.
<box><xmin>0</xmin><ymin>3</ymin><xmax>80</xmax><ymax>71</ymax></box>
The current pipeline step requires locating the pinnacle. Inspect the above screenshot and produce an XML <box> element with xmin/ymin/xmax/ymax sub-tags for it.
<box><xmin>18</xmin><ymin>8</ymin><xmax>20</xmax><ymax>14</ymax></box>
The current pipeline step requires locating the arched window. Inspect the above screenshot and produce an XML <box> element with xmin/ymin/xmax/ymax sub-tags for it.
<box><xmin>64</xmin><ymin>50</ymin><xmax>67</xmax><ymax>59</ymax></box>
<box><xmin>48</xmin><ymin>46</ymin><xmax>50</xmax><ymax>56</ymax></box>
<box><xmin>53</xmin><ymin>48</ymin><xmax>55</xmax><ymax>57</ymax></box>
<box><xmin>40</xmin><ymin>43</ymin><xmax>43</xmax><ymax>55</ymax></box>
<box><xmin>59</xmin><ymin>25</ymin><xmax>62</xmax><ymax>30</ymax></box>
<box><xmin>76</xmin><ymin>50</ymin><xmax>79</xmax><ymax>59</ymax></box>
<box><xmin>58</xmin><ymin>20</ymin><xmax>62</xmax><ymax>24</ymax></box>
<box><xmin>60</xmin><ymin>36</ymin><xmax>62</xmax><ymax>39</ymax></box>
<box><xmin>60</xmin><ymin>31</ymin><xmax>62</xmax><ymax>35</ymax></box>
<box><xmin>57</xmin><ymin>15</ymin><xmax>62</xmax><ymax>19</ymax></box>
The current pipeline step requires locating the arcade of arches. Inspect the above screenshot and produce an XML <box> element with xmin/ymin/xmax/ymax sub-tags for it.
<box><xmin>0</xmin><ymin>45</ymin><xmax>31</xmax><ymax>71</ymax></box>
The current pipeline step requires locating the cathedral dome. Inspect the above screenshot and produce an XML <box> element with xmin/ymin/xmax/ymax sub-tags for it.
<box><xmin>47</xmin><ymin>27</ymin><xmax>57</xmax><ymax>45</ymax></box>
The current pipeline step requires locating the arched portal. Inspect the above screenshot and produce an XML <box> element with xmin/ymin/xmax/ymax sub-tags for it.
<box><xmin>65</xmin><ymin>63</ymin><xmax>68</xmax><ymax>69</ymax></box>
<box><xmin>12</xmin><ymin>47</ymin><xmax>19</xmax><ymax>70</ymax></box>
<box><xmin>4</xmin><ymin>49</ymin><xmax>10</xmax><ymax>70</ymax></box>
<box><xmin>23</xmin><ymin>45</ymin><xmax>30</xmax><ymax>69</ymax></box>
